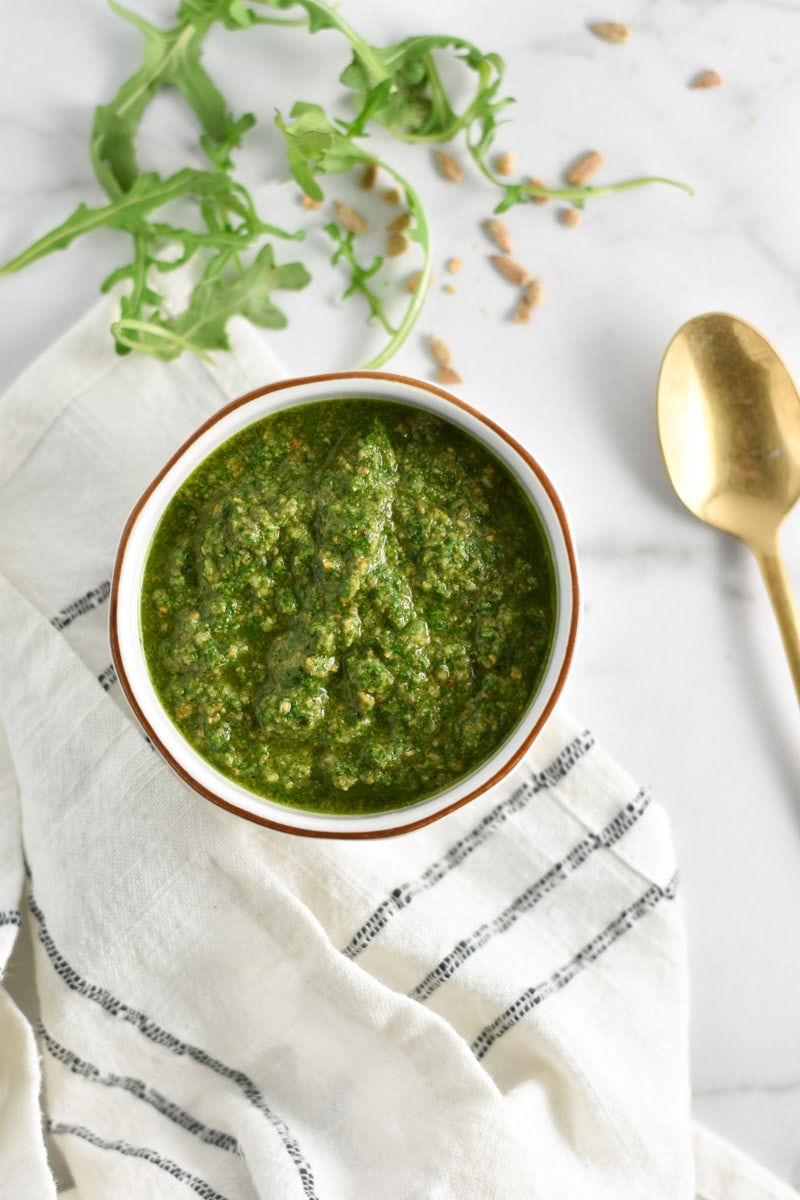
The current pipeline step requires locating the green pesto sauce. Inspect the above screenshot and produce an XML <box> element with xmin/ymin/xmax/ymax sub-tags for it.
<box><xmin>141</xmin><ymin>399</ymin><xmax>557</xmax><ymax>814</ymax></box>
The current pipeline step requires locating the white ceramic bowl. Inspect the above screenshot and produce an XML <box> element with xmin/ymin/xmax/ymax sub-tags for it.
<box><xmin>110</xmin><ymin>372</ymin><xmax>579</xmax><ymax>838</ymax></box>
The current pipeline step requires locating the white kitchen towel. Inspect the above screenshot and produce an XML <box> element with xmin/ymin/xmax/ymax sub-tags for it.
<box><xmin>0</xmin><ymin>298</ymin><xmax>796</xmax><ymax>1200</ymax></box>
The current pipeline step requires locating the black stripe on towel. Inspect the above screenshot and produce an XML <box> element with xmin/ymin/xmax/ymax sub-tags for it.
<box><xmin>470</xmin><ymin>871</ymin><xmax>679</xmax><ymax>1061</ymax></box>
<box><xmin>29</xmin><ymin>892</ymin><xmax>318</xmax><ymax>1200</ymax></box>
<box><xmin>97</xmin><ymin>662</ymin><xmax>118</xmax><ymax>691</ymax></box>
<box><xmin>0</xmin><ymin>909</ymin><xmax>22</xmax><ymax>928</ymax></box>
<box><xmin>40</xmin><ymin>1025</ymin><xmax>241</xmax><ymax>1156</ymax></box>
<box><xmin>50</xmin><ymin>579</ymin><xmax>111</xmax><ymax>632</ymax></box>
<box><xmin>341</xmin><ymin>732</ymin><xmax>595</xmax><ymax>961</ymax></box>
<box><xmin>47</xmin><ymin>1120</ymin><xmax>232</xmax><ymax>1200</ymax></box>
<box><xmin>411</xmin><ymin>788</ymin><xmax>652</xmax><ymax>1002</ymax></box>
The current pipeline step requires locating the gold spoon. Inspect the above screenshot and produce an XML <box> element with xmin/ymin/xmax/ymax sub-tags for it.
<box><xmin>657</xmin><ymin>312</ymin><xmax>800</xmax><ymax>701</ymax></box>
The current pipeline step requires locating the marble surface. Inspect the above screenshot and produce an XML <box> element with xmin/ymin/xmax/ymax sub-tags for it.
<box><xmin>2</xmin><ymin>0</ymin><xmax>800</xmax><ymax>1189</ymax></box>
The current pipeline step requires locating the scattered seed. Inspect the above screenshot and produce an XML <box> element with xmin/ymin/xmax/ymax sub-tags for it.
<box><xmin>443</xmin><ymin>284</ymin><xmax>457</xmax><ymax>294</ymax></box>
<box><xmin>484</xmin><ymin>218</ymin><xmax>514</xmax><ymax>254</ymax></box>
<box><xmin>430</xmin><ymin>334</ymin><xmax>453</xmax><ymax>368</ymax></box>
<box><xmin>513</xmin><ymin>278</ymin><xmax>545</xmax><ymax>324</ymax></box>
<box><xmin>496</xmin><ymin>151</ymin><xmax>517</xmax><ymax>176</ymax></box>
<box><xmin>490</xmin><ymin>255</ymin><xmax>532</xmax><ymax>286</ymax></box>
<box><xmin>514</xmin><ymin>297</ymin><xmax>534</xmax><ymax>324</ymax></box>
<box><xmin>335</xmin><ymin>200</ymin><xmax>368</xmax><ymax>234</ymax></box>
<box><xmin>386</xmin><ymin>232</ymin><xmax>410</xmax><ymax>257</ymax></box>
<box><xmin>564</xmin><ymin>150</ymin><xmax>604</xmax><ymax>186</ymax></box>
<box><xmin>446</xmin><ymin>257</ymin><xmax>463</xmax><ymax>274</ymax></box>
<box><xmin>436</xmin><ymin>150</ymin><xmax>464</xmax><ymax>183</ymax></box>
<box><xmin>301</xmin><ymin>194</ymin><xmax>321</xmax><ymax>210</ymax></box>
<box><xmin>690</xmin><ymin>69</ymin><xmax>723</xmax><ymax>89</ymax></box>
<box><xmin>436</xmin><ymin>365</ymin><xmax>463</xmax><ymax>385</ymax></box>
<box><xmin>380</xmin><ymin>187</ymin><xmax>402</xmax><ymax>205</ymax></box>
<box><xmin>359</xmin><ymin>163</ymin><xmax>378</xmax><ymax>190</ymax></box>
<box><xmin>588</xmin><ymin>21</ymin><xmax>631</xmax><ymax>44</ymax></box>
<box><xmin>560</xmin><ymin>207</ymin><xmax>582</xmax><ymax>228</ymax></box>
<box><xmin>525</xmin><ymin>277</ymin><xmax>546</xmax><ymax>308</ymax></box>
<box><xmin>406</xmin><ymin>270</ymin><xmax>434</xmax><ymax>293</ymax></box>
<box><xmin>525</xmin><ymin>177</ymin><xmax>551</xmax><ymax>205</ymax></box>
<box><xmin>386</xmin><ymin>212</ymin><xmax>411</xmax><ymax>233</ymax></box>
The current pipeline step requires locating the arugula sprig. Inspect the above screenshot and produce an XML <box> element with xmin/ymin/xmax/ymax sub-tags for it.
<box><xmin>0</xmin><ymin>0</ymin><xmax>690</xmax><ymax>367</ymax></box>
<box><xmin>0</xmin><ymin>0</ymin><xmax>314</xmax><ymax>362</ymax></box>
<box><xmin>275</xmin><ymin>101</ymin><xmax>432</xmax><ymax>367</ymax></box>
<box><xmin>275</xmin><ymin>0</ymin><xmax>691</xmax><ymax>211</ymax></box>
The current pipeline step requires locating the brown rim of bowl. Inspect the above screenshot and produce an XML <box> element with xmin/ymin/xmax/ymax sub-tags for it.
<box><xmin>109</xmin><ymin>371</ymin><xmax>580</xmax><ymax>839</ymax></box>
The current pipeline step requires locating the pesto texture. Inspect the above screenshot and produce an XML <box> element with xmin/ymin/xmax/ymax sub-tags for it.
<box><xmin>141</xmin><ymin>399</ymin><xmax>556</xmax><ymax>813</ymax></box>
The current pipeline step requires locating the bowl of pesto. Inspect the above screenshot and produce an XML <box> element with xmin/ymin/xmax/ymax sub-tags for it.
<box><xmin>110</xmin><ymin>372</ymin><xmax>579</xmax><ymax>838</ymax></box>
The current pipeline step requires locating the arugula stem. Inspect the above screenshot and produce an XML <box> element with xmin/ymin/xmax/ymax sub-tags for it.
<box><xmin>113</xmin><ymin>16</ymin><xmax>197</xmax><ymax>121</ymax></box>
<box><xmin>111</xmin><ymin>317</ymin><xmax>215</xmax><ymax>361</ymax></box>
<box><xmin>468</xmin><ymin>129</ymin><xmax>694</xmax><ymax>205</ymax></box>
<box><xmin>292</xmin><ymin>0</ymin><xmax>389</xmax><ymax>83</ymax></box>
<box><xmin>127</xmin><ymin>232</ymin><xmax>150</xmax><ymax>311</ymax></box>
<box><xmin>513</xmin><ymin>174</ymin><xmax>694</xmax><ymax>206</ymax></box>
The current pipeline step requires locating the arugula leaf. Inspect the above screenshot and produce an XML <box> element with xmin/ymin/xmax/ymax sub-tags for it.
<box><xmin>342</xmin><ymin>36</ymin><xmax>510</xmax><ymax>144</ymax></box>
<box><xmin>1</xmin><ymin>1</ymin><xmax>314</xmax><ymax>362</ymax></box>
<box><xmin>0</xmin><ymin>169</ymin><xmax>235</xmax><ymax>274</ymax></box>
<box><xmin>176</xmin><ymin>244</ymin><xmax>310</xmax><ymax>337</ymax></box>
<box><xmin>112</xmin><ymin>244</ymin><xmax>311</xmax><ymax>359</ymax></box>
<box><xmin>325</xmin><ymin>224</ymin><xmax>393</xmax><ymax>335</ymax></box>
<box><xmin>275</xmin><ymin>102</ymin><xmax>375</xmax><ymax>200</ymax></box>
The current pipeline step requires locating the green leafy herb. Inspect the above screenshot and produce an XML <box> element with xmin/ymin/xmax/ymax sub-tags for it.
<box><xmin>275</xmin><ymin>100</ymin><xmax>432</xmax><ymax>366</ymax></box>
<box><xmin>0</xmin><ymin>0</ymin><xmax>691</xmax><ymax>366</ymax></box>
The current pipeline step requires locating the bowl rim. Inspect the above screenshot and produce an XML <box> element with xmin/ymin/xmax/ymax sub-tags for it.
<box><xmin>109</xmin><ymin>370</ymin><xmax>580</xmax><ymax>839</ymax></box>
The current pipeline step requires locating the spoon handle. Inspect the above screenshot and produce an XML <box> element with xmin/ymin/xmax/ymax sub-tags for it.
<box><xmin>753</xmin><ymin>544</ymin><xmax>800</xmax><ymax>704</ymax></box>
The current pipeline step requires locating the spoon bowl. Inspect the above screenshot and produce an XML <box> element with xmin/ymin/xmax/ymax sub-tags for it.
<box><xmin>657</xmin><ymin>312</ymin><xmax>800</xmax><ymax>700</ymax></box>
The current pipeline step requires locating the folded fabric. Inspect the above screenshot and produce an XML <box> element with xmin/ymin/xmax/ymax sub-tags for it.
<box><xmin>0</xmin><ymin>299</ymin><xmax>795</xmax><ymax>1199</ymax></box>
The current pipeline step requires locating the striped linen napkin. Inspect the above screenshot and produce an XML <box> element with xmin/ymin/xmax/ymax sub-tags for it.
<box><xmin>0</xmin><ymin>299</ymin><xmax>796</xmax><ymax>1200</ymax></box>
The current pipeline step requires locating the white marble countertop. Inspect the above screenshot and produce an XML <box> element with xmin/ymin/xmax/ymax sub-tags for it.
<box><xmin>2</xmin><ymin>0</ymin><xmax>799</xmax><ymax>1189</ymax></box>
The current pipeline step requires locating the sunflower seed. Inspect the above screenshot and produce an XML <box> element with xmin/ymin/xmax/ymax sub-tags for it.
<box><xmin>496</xmin><ymin>151</ymin><xmax>517</xmax><ymax>176</ymax></box>
<box><xmin>430</xmin><ymin>335</ymin><xmax>453</xmax><ymax>367</ymax></box>
<box><xmin>386</xmin><ymin>212</ymin><xmax>411</xmax><ymax>233</ymax></box>
<box><xmin>386</xmin><ymin>232</ymin><xmax>410</xmax><ymax>257</ymax></box>
<box><xmin>485</xmin><ymin>218</ymin><xmax>514</xmax><ymax>254</ymax></box>
<box><xmin>525</xmin><ymin>177</ymin><xmax>551</xmax><ymax>205</ymax></box>
<box><xmin>335</xmin><ymin>201</ymin><xmax>368</xmax><ymax>234</ymax></box>
<box><xmin>436</xmin><ymin>150</ymin><xmax>464</xmax><ymax>183</ymax></box>
<box><xmin>564</xmin><ymin>150</ymin><xmax>604</xmax><ymax>186</ymax></box>
<box><xmin>490</xmin><ymin>255</ymin><xmax>532</xmax><ymax>286</ymax></box>
<box><xmin>359</xmin><ymin>164</ymin><xmax>378</xmax><ymax>190</ymax></box>
<box><xmin>588</xmin><ymin>21</ymin><xmax>631</xmax><ymax>44</ymax></box>
<box><xmin>690</xmin><ymin>69</ymin><xmax>723</xmax><ymax>89</ymax></box>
